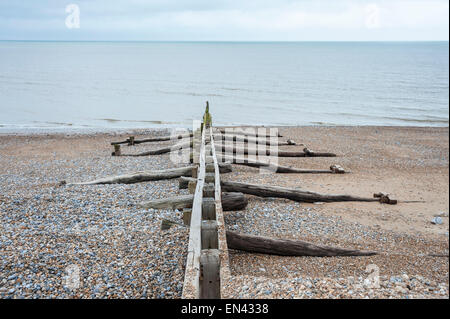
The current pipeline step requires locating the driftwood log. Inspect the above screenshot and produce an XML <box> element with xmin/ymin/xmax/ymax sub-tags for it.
<box><xmin>62</xmin><ymin>167</ymin><xmax>195</xmax><ymax>186</ymax></box>
<box><xmin>221</xmin><ymin>181</ymin><xmax>397</xmax><ymax>204</ymax></box>
<box><xmin>139</xmin><ymin>192</ymin><xmax>248</xmax><ymax>211</ymax></box>
<box><xmin>111</xmin><ymin>133</ymin><xmax>193</xmax><ymax>145</ymax></box>
<box><xmin>162</xmin><ymin>220</ymin><xmax>445</xmax><ymax>257</ymax></box>
<box><xmin>160</xmin><ymin>220</ymin><xmax>376</xmax><ymax>257</ymax></box>
<box><xmin>179</xmin><ymin>176</ymin><xmax>197</xmax><ymax>189</ymax></box>
<box><xmin>213</xmin><ymin>135</ymin><xmax>296</xmax><ymax>147</ymax></box>
<box><xmin>218</xmin><ymin>128</ymin><xmax>282</xmax><ymax>138</ymax></box>
<box><xmin>119</xmin><ymin>141</ymin><xmax>192</xmax><ymax>157</ymax></box>
<box><xmin>214</xmin><ymin>145</ymin><xmax>336</xmax><ymax>157</ymax></box>
<box><xmin>181</xmin><ymin>178</ymin><xmax>395</xmax><ymax>204</ymax></box>
<box><xmin>111</xmin><ymin>128</ymin><xmax>284</xmax><ymax>145</ymax></box>
<box><xmin>216</xmin><ymin>155</ymin><xmax>345</xmax><ymax>174</ymax></box>
<box><xmin>226</xmin><ymin>231</ymin><xmax>376</xmax><ymax>257</ymax></box>
<box><xmin>61</xmin><ymin>164</ymin><xmax>232</xmax><ymax>186</ymax></box>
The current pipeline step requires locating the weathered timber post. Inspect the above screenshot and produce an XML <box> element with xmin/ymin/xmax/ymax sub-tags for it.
<box><xmin>188</xmin><ymin>180</ymin><xmax>197</xmax><ymax>194</ymax></box>
<box><xmin>203</xmin><ymin>183</ymin><xmax>215</xmax><ymax>198</ymax></box>
<box><xmin>205</xmin><ymin>172</ymin><xmax>215</xmax><ymax>184</ymax></box>
<box><xmin>199</xmin><ymin>249</ymin><xmax>220</xmax><ymax>299</ymax></box>
<box><xmin>192</xmin><ymin>166</ymin><xmax>198</xmax><ymax>178</ymax></box>
<box><xmin>201</xmin><ymin>220</ymin><xmax>218</xmax><ymax>249</ymax></box>
<box><xmin>202</xmin><ymin>198</ymin><xmax>216</xmax><ymax>220</ymax></box>
<box><xmin>330</xmin><ymin>164</ymin><xmax>345</xmax><ymax>174</ymax></box>
<box><xmin>203</xmin><ymin>101</ymin><xmax>212</xmax><ymax>128</ymax></box>
<box><xmin>205</xmin><ymin>163</ymin><xmax>215</xmax><ymax>173</ymax></box>
<box><xmin>183</xmin><ymin>208</ymin><xmax>192</xmax><ymax>226</ymax></box>
<box><xmin>112</xmin><ymin>144</ymin><xmax>121</xmax><ymax>156</ymax></box>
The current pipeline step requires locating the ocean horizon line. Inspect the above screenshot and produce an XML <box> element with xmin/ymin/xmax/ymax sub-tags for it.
<box><xmin>0</xmin><ymin>39</ymin><xmax>449</xmax><ymax>43</ymax></box>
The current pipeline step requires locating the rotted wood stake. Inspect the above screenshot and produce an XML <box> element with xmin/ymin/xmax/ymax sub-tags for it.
<box><xmin>205</xmin><ymin>163</ymin><xmax>215</xmax><ymax>173</ymax></box>
<box><xmin>139</xmin><ymin>192</ymin><xmax>248</xmax><ymax>211</ymax></box>
<box><xmin>201</xmin><ymin>220</ymin><xmax>218</xmax><ymax>249</ymax></box>
<box><xmin>202</xmin><ymin>198</ymin><xmax>216</xmax><ymax>220</ymax></box>
<box><xmin>203</xmin><ymin>183</ymin><xmax>215</xmax><ymax>198</ymax></box>
<box><xmin>111</xmin><ymin>133</ymin><xmax>193</xmax><ymax>145</ymax></box>
<box><xmin>330</xmin><ymin>164</ymin><xmax>346</xmax><ymax>174</ymax></box>
<box><xmin>221</xmin><ymin>180</ymin><xmax>397</xmax><ymax>205</ymax></box>
<box><xmin>128</xmin><ymin>136</ymin><xmax>135</xmax><ymax>146</ymax></box>
<box><xmin>112</xmin><ymin>144</ymin><xmax>121</xmax><ymax>156</ymax></box>
<box><xmin>374</xmin><ymin>192</ymin><xmax>398</xmax><ymax>205</ymax></box>
<box><xmin>199</xmin><ymin>249</ymin><xmax>221</xmax><ymax>299</ymax></box>
<box><xmin>183</xmin><ymin>209</ymin><xmax>192</xmax><ymax>226</ymax></box>
<box><xmin>188</xmin><ymin>180</ymin><xmax>197</xmax><ymax>194</ymax></box>
<box><xmin>192</xmin><ymin>166</ymin><xmax>198</xmax><ymax>178</ymax></box>
<box><xmin>205</xmin><ymin>172</ymin><xmax>215</xmax><ymax>184</ymax></box>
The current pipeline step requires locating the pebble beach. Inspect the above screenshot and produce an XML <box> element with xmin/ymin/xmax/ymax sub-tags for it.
<box><xmin>0</xmin><ymin>126</ymin><xmax>448</xmax><ymax>299</ymax></box>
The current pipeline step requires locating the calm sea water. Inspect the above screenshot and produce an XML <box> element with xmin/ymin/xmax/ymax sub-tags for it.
<box><xmin>0</xmin><ymin>41</ymin><xmax>448</xmax><ymax>130</ymax></box>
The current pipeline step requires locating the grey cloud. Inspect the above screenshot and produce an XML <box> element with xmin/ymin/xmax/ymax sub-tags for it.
<box><xmin>0</xmin><ymin>0</ymin><xmax>448</xmax><ymax>41</ymax></box>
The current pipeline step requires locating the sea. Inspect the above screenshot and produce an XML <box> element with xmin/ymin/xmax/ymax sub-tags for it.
<box><xmin>0</xmin><ymin>41</ymin><xmax>448</xmax><ymax>132</ymax></box>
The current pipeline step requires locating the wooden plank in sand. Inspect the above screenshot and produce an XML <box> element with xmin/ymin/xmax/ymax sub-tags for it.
<box><xmin>182</xmin><ymin>127</ymin><xmax>205</xmax><ymax>299</ymax></box>
<box><xmin>218</xmin><ymin>127</ymin><xmax>282</xmax><ymax>138</ymax></box>
<box><xmin>208</xmin><ymin>128</ymin><xmax>231</xmax><ymax>299</ymax></box>
<box><xmin>111</xmin><ymin>132</ymin><xmax>193</xmax><ymax>145</ymax></box>
<box><xmin>214</xmin><ymin>145</ymin><xmax>336</xmax><ymax>157</ymax></box>
<box><xmin>213</xmin><ymin>133</ymin><xmax>296</xmax><ymax>146</ymax></box>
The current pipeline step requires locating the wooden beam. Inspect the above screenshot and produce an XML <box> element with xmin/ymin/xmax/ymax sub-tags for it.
<box><xmin>112</xmin><ymin>144</ymin><xmax>121</xmax><ymax>156</ymax></box>
<box><xmin>160</xmin><ymin>221</ymin><xmax>377</xmax><ymax>257</ymax></box>
<box><xmin>217</xmin><ymin>154</ymin><xmax>345</xmax><ymax>174</ymax></box>
<box><xmin>213</xmin><ymin>134</ymin><xmax>296</xmax><ymax>146</ymax></box>
<box><xmin>62</xmin><ymin>166</ymin><xmax>197</xmax><ymax>186</ymax></box>
<box><xmin>210</xmin><ymin>128</ymin><xmax>232</xmax><ymax>299</ymax></box>
<box><xmin>61</xmin><ymin>163</ymin><xmax>231</xmax><ymax>187</ymax></box>
<box><xmin>214</xmin><ymin>145</ymin><xmax>336</xmax><ymax>157</ymax></box>
<box><xmin>182</xmin><ymin>127</ymin><xmax>206</xmax><ymax>299</ymax></box>
<box><xmin>220</xmin><ymin>180</ymin><xmax>394</xmax><ymax>204</ymax></box>
<box><xmin>203</xmin><ymin>183</ymin><xmax>215</xmax><ymax>198</ymax></box>
<box><xmin>139</xmin><ymin>192</ymin><xmax>248</xmax><ymax>211</ymax></box>
<box><xmin>226</xmin><ymin>231</ymin><xmax>377</xmax><ymax>257</ymax></box>
<box><xmin>120</xmin><ymin>141</ymin><xmax>192</xmax><ymax>157</ymax></box>
<box><xmin>202</xmin><ymin>198</ymin><xmax>216</xmax><ymax>220</ymax></box>
<box><xmin>183</xmin><ymin>208</ymin><xmax>192</xmax><ymax>226</ymax></box>
<box><xmin>217</xmin><ymin>128</ymin><xmax>282</xmax><ymax>138</ymax></box>
<box><xmin>111</xmin><ymin>133</ymin><xmax>193</xmax><ymax>145</ymax></box>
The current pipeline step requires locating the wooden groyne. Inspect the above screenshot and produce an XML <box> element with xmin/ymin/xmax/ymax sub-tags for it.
<box><xmin>178</xmin><ymin>106</ymin><xmax>381</xmax><ymax>298</ymax></box>
<box><xmin>60</xmin><ymin>102</ymin><xmax>405</xmax><ymax>299</ymax></box>
<box><xmin>181</xmin><ymin>122</ymin><xmax>232</xmax><ymax>298</ymax></box>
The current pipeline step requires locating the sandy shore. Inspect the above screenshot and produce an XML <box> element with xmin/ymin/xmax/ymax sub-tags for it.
<box><xmin>0</xmin><ymin>126</ymin><xmax>448</xmax><ymax>299</ymax></box>
<box><xmin>222</xmin><ymin>126</ymin><xmax>449</xmax><ymax>298</ymax></box>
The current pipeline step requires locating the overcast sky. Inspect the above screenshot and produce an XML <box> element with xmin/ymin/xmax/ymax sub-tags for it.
<box><xmin>0</xmin><ymin>0</ymin><xmax>448</xmax><ymax>41</ymax></box>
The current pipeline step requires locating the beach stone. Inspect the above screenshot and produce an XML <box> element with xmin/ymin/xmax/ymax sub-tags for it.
<box><xmin>395</xmin><ymin>286</ymin><xmax>407</xmax><ymax>294</ymax></box>
<box><xmin>8</xmin><ymin>274</ymin><xmax>17</xmax><ymax>281</ymax></box>
<box><xmin>390</xmin><ymin>276</ymin><xmax>402</xmax><ymax>283</ymax></box>
<box><xmin>431</xmin><ymin>217</ymin><xmax>443</xmax><ymax>225</ymax></box>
